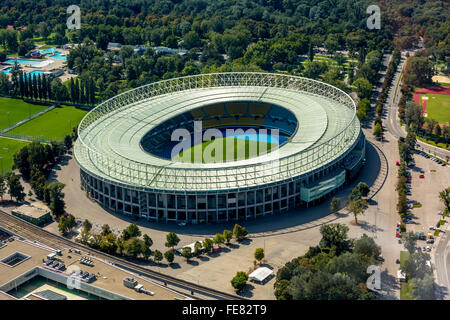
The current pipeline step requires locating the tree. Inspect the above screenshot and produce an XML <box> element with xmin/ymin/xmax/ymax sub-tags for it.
<box><xmin>193</xmin><ymin>241</ymin><xmax>202</xmax><ymax>256</ymax></box>
<box><xmin>183</xmin><ymin>31</ymin><xmax>201</xmax><ymax>49</ymax></box>
<box><xmin>405</xmin><ymin>132</ymin><xmax>417</xmax><ymax>150</ymax></box>
<box><xmin>308</xmin><ymin>42</ymin><xmax>314</xmax><ymax>62</ymax></box>
<box><xmin>101</xmin><ymin>224</ymin><xmax>112</xmax><ymax>236</ymax></box>
<box><xmin>7</xmin><ymin>173</ymin><xmax>25</xmax><ymax>202</ymax></box>
<box><xmin>124</xmin><ymin>237</ymin><xmax>145</xmax><ymax>259</ymax></box>
<box><xmin>64</xmin><ymin>135</ymin><xmax>73</xmax><ymax>149</ymax></box>
<box><xmin>231</xmin><ymin>271</ymin><xmax>248</xmax><ymax>292</ymax></box>
<box><xmin>353</xmin><ymin>234</ymin><xmax>381</xmax><ymax>259</ymax></box>
<box><xmin>83</xmin><ymin>219</ymin><xmax>92</xmax><ymax>232</ymax></box>
<box><xmin>324</xmin><ymin>34</ymin><xmax>339</xmax><ymax>55</ymax></box>
<box><xmin>411</xmin><ymin>273</ymin><xmax>435</xmax><ymax>300</ymax></box>
<box><xmin>254</xmin><ymin>248</ymin><xmax>264</xmax><ymax>263</ymax></box>
<box><xmin>404</xmin><ymin>57</ymin><xmax>434</xmax><ymax>87</ymax></box>
<box><xmin>373</xmin><ymin>122</ymin><xmax>383</xmax><ymax>139</ymax></box>
<box><xmin>164</xmin><ymin>249</ymin><xmax>174</xmax><ymax>264</ymax></box>
<box><xmin>202</xmin><ymin>238</ymin><xmax>214</xmax><ymax>253</ymax></box>
<box><xmin>0</xmin><ymin>175</ymin><xmax>7</xmax><ymax>200</ymax></box>
<box><xmin>154</xmin><ymin>250</ymin><xmax>163</xmax><ymax>264</ymax></box>
<box><xmin>319</xmin><ymin>223</ymin><xmax>350</xmax><ymax>255</ymax></box>
<box><xmin>330</xmin><ymin>197</ymin><xmax>341</xmax><ymax>213</ymax></box>
<box><xmin>402</xmin><ymin>231</ymin><xmax>418</xmax><ymax>254</ymax></box>
<box><xmin>213</xmin><ymin>233</ymin><xmax>225</xmax><ymax>247</ymax></box>
<box><xmin>58</xmin><ymin>214</ymin><xmax>76</xmax><ymax>235</ymax></box>
<box><xmin>47</xmin><ymin>182</ymin><xmax>65</xmax><ymax>216</ymax></box>
<box><xmin>165</xmin><ymin>232</ymin><xmax>180</xmax><ymax>250</ymax></box>
<box><xmin>353</xmin><ymin>78</ymin><xmax>372</xmax><ymax>100</ymax></box>
<box><xmin>355</xmin><ymin>182</ymin><xmax>370</xmax><ymax>197</ymax></box>
<box><xmin>99</xmin><ymin>232</ymin><xmax>117</xmax><ymax>254</ymax></box>
<box><xmin>143</xmin><ymin>234</ymin><xmax>153</xmax><ymax>249</ymax></box>
<box><xmin>181</xmin><ymin>246</ymin><xmax>192</xmax><ymax>261</ymax></box>
<box><xmin>346</xmin><ymin>199</ymin><xmax>367</xmax><ymax>225</ymax></box>
<box><xmin>122</xmin><ymin>223</ymin><xmax>141</xmax><ymax>241</ymax></box>
<box><xmin>439</xmin><ymin>187</ymin><xmax>450</xmax><ymax>211</ymax></box>
<box><xmin>401</xmin><ymin>251</ymin><xmax>432</xmax><ymax>280</ymax></box>
<box><xmin>223</xmin><ymin>230</ymin><xmax>233</xmax><ymax>244</ymax></box>
<box><xmin>233</xmin><ymin>224</ymin><xmax>248</xmax><ymax>241</ymax></box>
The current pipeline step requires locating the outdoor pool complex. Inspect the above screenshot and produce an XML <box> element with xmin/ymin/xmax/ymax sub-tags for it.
<box><xmin>74</xmin><ymin>72</ymin><xmax>365</xmax><ymax>224</ymax></box>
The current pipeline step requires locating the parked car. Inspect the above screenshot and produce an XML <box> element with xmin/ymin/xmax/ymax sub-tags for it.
<box><xmin>426</xmin><ymin>239</ymin><xmax>434</xmax><ymax>244</ymax></box>
<box><xmin>429</xmin><ymin>226</ymin><xmax>436</xmax><ymax>230</ymax></box>
<box><xmin>419</xmin><ymin>174</ymin><xmax>424</xmax><ymax>179</ymax></box>
<box><xmin>396</xmin><ymin>161</ymin><xmax>400</xmax><ymax>166</ymax></box>
<box><xmin>426</xmin><ymin>246</ymin><xmax>431</xmax><ymax>252</ymax></box>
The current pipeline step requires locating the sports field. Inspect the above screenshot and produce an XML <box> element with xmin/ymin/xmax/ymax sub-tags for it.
<box><xmin>0</xmin><ymin>137</ymin><xmax>30</xmax><ymax>174</ymax></box>
<box><xmin>8</xmin><ymin>105</ymin><xmax>88</xmax><ymax>141</ymax></box>
<box><xmin>174</xmin><ymin>137</ymin><xmax>277</xmax><ymax>163</ymax></box>
<box><xmin>422</xmin><ymin>93</ymin><xmax>450</xmax><ymax>123</ymax></box>
<box><xmin>0</xmin><ymin>98</ymin><xmax>48</xmax><ymax>130</ymax></box>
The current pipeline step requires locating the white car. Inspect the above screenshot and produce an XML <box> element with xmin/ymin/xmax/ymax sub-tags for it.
<box><xmin>429</xmin><ymin>226</ymin><xmax>436</xmax><ymax>230</ymax></box>
<box><xmin>437</xmin><ymin>211</ymin><xmax>443</xmax><ymax>215</ymax></box>
<box><xmin>426</xmin><ymin>246</ymin><xmax>431</xmax><ymax>252</ymax></box>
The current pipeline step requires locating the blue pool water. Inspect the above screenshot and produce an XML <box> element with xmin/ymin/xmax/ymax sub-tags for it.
<box><xmin>27</xmin><ymin>70</ymin><xmax>45</xmax><ymax>77</ymax></box>
<box><xmin>51</xmin><ymin>52</ymin><xmax>67</xmax><ymax>60</ymax></box>
<box><xmin>5</xmin><ymin>59</ymin><xmax>49</xmax><ymax>67</ymax></box>
<box><xmin>39</xmin><ymin>47</ymin><xmax>56</xmax><ymax>54</ymax></box>
<box><xmin>2</xmin><ymin>67</ymin><xmax>12</xmax><ymax>74</ymax></box>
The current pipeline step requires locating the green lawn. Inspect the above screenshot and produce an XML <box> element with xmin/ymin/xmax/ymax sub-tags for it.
<box><xmin>174</xmin><ymin>137</ymin><xmax>277</xmax><ymax>163</ymax></box>
<box><xmin>0</xmin><ymin>98</ymin><xmax>48</xmax><ymax>130</ymax></box>
<box><xmin>0</xmin><ymin>137</ymin><xmax>30</xmax><ymax>174</ymax></box>
<box><xmin>400</xmin><ymin>282</ymin><xmax>414</xmax><ymax>300</ymax></box>
<box><xmin>423</xmin><ymin>93</ymin><xmax>450</xmax><ymax>123</ymax></box>
<box><xmin>8</xmin><ymin>105</ymin><xmax>87</xmax><ymax>141</ymax></box>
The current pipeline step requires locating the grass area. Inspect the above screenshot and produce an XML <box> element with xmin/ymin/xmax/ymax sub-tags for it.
<box><xmin>174</xmin><ymin>137</ymin><xmax>277</xmax><ymax>163</ymax></box>
<box><xmin>399</xmin><ymin>251</ymin><xmax>414</xmax><ymax>300</ymax></box>
<box><xmin>0</xmin><ymin>98</ymin><xmax>48</xmax><ymax>130</ymax></box>
<box><xmin>0</xmin><ymin>137</ymin><xmax>30</xmax><ymax>174</ymax></box>
<box><xmin>422</xmin><ymin>93</ymin><xmax>450</xmax><ymax>123</ymax></box>
<box><xmin>8</xmin><ymin>105</ymin><xmax>87</xmax><ymax>141</ymax></box>
<box><xmin>416</xmin><ymin>136</ymin><xmax>450</xmax><ymax>152</ymax></box>
<box><xmin>400</xmin><ymin>281</ymin><xmax>414</xmax><ymax>300</ymax></box>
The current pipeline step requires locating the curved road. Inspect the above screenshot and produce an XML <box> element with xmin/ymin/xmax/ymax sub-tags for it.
<box><xmin>385</xmin><ymin>44</ymin><xmax>450</xmax><ymax>160</ymax></box>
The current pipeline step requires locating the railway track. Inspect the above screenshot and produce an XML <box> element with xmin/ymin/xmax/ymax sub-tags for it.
<box><xmin>0</xmin><ymin>210</ymin><xmax>243</xmax><ymax>300</ymax></box>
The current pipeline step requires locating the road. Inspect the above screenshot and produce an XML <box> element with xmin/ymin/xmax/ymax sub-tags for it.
<box><xmin>384</xmin><ymin>43</ymin><xmax>450</xmax><ymax>160</ymax></box>
<box><xmin>435</xmin><ymin>221</ymin><xmax>450</xmax><ymax>299</ymax></box>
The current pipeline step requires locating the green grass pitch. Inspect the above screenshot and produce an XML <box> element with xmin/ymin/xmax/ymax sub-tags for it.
<box><xmin>173</xmin><ymin>137</ymin><xmax>277</xmax><ymax>163</ymax></box>
<box><xmin>0</xmin><ymin>137</ymin><xmax>30</xmax><ymax>174</ymax></box>
<box><xmin>8</xmin><ymin>105</ymin><xmax>88</xmax><ymax>141</ymax></box>
<box><xmin>423</xmin><ymin>93</ymin><xmax>450</xmax><ymax>123</ymax></box>
<box><xmin>0</xmin><ymin>98</ymin><xmax>48</xmax><ymax>130</ymax></box>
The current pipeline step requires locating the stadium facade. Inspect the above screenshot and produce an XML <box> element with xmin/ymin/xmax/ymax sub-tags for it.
<box><xmin>74</xmin><ymin>73</ymin><xmax>365</xmax><ymax>224</ymax></box>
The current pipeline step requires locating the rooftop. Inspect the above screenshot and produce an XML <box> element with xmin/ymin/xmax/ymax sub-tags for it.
<box><xmin>12</xmin><ymin>204</ymin><xmax>49</xmax><ymax>219</ymax></box>
<box><xmin>75</xmin><ymin>73</ymin><xmax>360</xmax><ymax>192</ymax></box>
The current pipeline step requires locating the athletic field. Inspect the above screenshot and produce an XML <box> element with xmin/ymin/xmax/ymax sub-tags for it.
<box><xmin>413</xmin><ymin>86</ymin><xmax>450</xmax><ymax>124</ymax></box>
<box><xmin>8</xmin><ymin>105</ymin><xmax>88</xmax><ymax>141</ymax></box>
<box><xmin>0</xmin><ymin>137</ymin><xmax>30</xmax><ymax>174</ymax></box>
<box><xmin>0</xmin><ymin>98</ymin><xmax>48</xmax><ymax>130</ymax></box>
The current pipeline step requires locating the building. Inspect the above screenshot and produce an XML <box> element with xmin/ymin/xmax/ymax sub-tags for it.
<box><xmin>0</xmin><ymin>236</ymin><xmax>187</xmax><ymax>300</ymax></box>
<box><xmin>107</xmin><ymin>42</ymin><xmax>122</xmax><ymax>51</ymax></box>
<box><xmin>74</xmin><ymin>72</ymin><xmax>365</xmax><ymax>224</ymax></box>
<box><xmin>12</xmin><ymin>204</ymin><xmax>51</xmax><ymax>226</ymax></box>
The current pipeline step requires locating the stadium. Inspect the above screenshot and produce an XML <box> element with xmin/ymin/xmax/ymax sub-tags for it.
<box><xmin>74</xmin><ymin>72</ymin><xmax>365</xmax><ymax>224</ymax></box>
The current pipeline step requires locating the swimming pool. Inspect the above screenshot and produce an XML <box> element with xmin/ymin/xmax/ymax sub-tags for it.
<box><xmin>2</xmin><ymin>67</ymin><xmax>12</xmax><ymax>74</ymax></box>
<box><xmin>51</xmin><ymin>52</ymin><xmax>67</xmax><ymax>60</ymax></box>
<box><xmin>27</xmin><ymin>70</ymin><xmax>45</xmax><ymax>77</ymax></box>
<box><xmin>39</xmin><ymin>47</ymin><xmax>56</xmax><ymax>54</ymax></box>
<box><xmin>5</xmin><ymin>59</ymin><xmax>53</xmax><ymax>68</ymax></box>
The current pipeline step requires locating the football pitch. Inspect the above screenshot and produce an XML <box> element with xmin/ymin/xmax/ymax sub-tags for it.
<box><xmin>0</xmin><ymin>98</ymin><xmax>48</xmax><ymax>130</ymax></box>
<box><xmin>174</xmin><ymin>137</ymin><xmax>277</xmax><ymax>163</ymax></box>
<box><xmin>0</xmin><ymin>137</ymin><xmax>30</xmax><ymax>174</ymax></box>
<box><xmin>8</xmin><ymin>105</ymin><xmax>88</xmax><ymax>141</ymax></box>
<box><xmin>423</xmin><ymin>93</ymin><xmax>450</xmax><ymax>123</ymax></box>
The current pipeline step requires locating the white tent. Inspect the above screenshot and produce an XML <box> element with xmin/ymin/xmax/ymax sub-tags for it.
<box><xmin>397</xmin><ymin>270</ymin><xmax>406</xmax><ymax>282</ymax></box>
<box><xmin>249</xmin><ymin>267</ymin><xmax>273</xmax><ymax>283</ymax></box>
